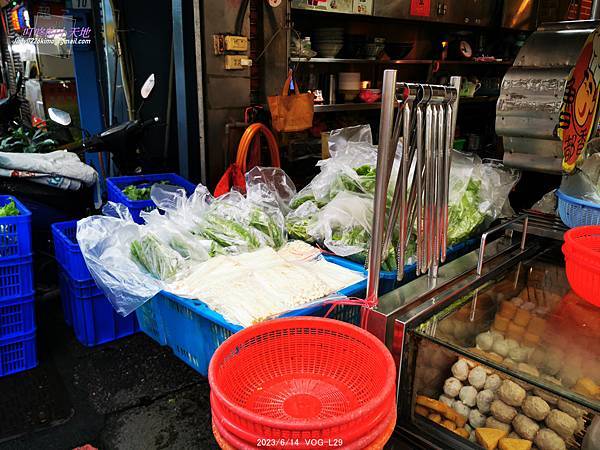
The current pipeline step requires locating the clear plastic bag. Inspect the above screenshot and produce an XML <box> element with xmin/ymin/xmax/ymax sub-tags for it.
<box><xmin>560</xmin><ymin>153</ymin><xmax>600</xmax><ymax>203</ymax></box>
<box><xmin>245</xmin><ymin>166</ymin><xmax>297</xmax><ymax>215</ymax></box>
<box><xmin>140</xmin><ymin>209</ymin><xmax>211</xmax><ymax>262</ymax></box>
<box><xmin>308</xmin><ymin>191</ymin><xmax>373</xmax><ymax>257</ymax></box>
<box><xmin>76</xmin><ymin>203</ymin><xmax>163</xmax><ymax>316</ymax></box>
<box><xmin>286</xmin><ymin>200</ymin><xmax>319</xmax><ymax>242</ymax></box>
<box><xmin>531</xmin><ymin>190</ymin><xmax>558</xmax><ymax>214</ymax></box>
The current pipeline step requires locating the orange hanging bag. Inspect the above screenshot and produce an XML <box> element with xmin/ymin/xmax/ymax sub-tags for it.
<box><xmin>267</xmin><ymin>69</ymin><xmax>314</xmax><ymax>132</ymax></box>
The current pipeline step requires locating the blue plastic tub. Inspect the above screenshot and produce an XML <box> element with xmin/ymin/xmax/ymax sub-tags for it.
<box><xmin>60</xmin><ymin>272</ymin><xmax>139</xmax><ymax>347</ymax></box>
<box><xmin>329</xmin><ymin>238</ymin><xmax>479</xmax><ymax>295</ymax></box>
<box><xmin>51</xmin><ymin>221</ymin><xmax>91</xmax><ymax>281</ymax></box>
<box><xmin>0</xmin><ymin>294</ymin><xmax>35</xmax><ymax>340</ymax></box>
<box><xmin>0</xmin><ymin>330</ymin><xmax>37</xmax><ymax>377</ymax></box>
<box><xmin>556</xmin><ymin>189</ymin><xmax>600</xmax><ymax>228</ymax></box>
<box><xmin>0</xmin><ymin>255</ymin><xmax>34</xmax><ymax>300</ymax></box>
<box><xmin>0</xmin><ymin>195</ymin><xmax>32</xmax><ymax>259</ymax></box>
<box><xmin>106</xmin><ymin>173</ymin><xmax>197</xmax><ymax>224</ymax></box>
<box><xmin>136</xmin><ymin>255</ymin><xmax>366</xmax><ymax>376</ymax></box>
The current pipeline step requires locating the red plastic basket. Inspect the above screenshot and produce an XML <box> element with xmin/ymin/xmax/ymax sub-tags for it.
<box><xmin>212</xmin><ymin>403</ymin><xmax>397</xmax><ymax>450</ymax></box>
<box><xmin>208</xmin><ymin>317</ymin><xmax>396</xmax><ymax>447</ymax></box>
<box><xmin>562</xmin><ymin>226</ymin><xmax>600</xmax><ymax>307</ymax></box>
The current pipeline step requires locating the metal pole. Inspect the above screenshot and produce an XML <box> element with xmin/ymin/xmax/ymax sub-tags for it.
<box><xmin>367</xmin><ymin>69</ymin><xmax>398</xmax><ymax>300</ymax></box>
<box><xmin>173</xmin><ymin>0</ymin><xmax>189</xmax><ymax>178</ymax></box>
<box><xmin>192</xmin><ymin>0</ymin><xmax>208</xmax><ymax>184</ymax></box>
<box><xmin>593</xmin><ymin>0</ymin><xmax>600</xmax><ymax>20</ymax></box>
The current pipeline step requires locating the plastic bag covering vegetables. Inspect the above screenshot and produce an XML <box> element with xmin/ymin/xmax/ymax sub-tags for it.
<box><xmin>446</xmin><ymin>151</ymin><xmax>519</xmax><ymax>245</ymax></box>
<box><xmin>285</xmin><ymin>126</ymin><xmax>518</xmax><ymax>268</ymax></box>
<box><xmin>76</xmin><ymin>203</ymin><xmax>164</xmax><ymax>316</ymax></box>
<box><xmin>0</xmin><ymin>200</ymin><xmax>19</xmax><ymax>216</ymax></box>
<box><xmin>76</xmin><ymin>174</ymin><xmax>293</xmax><ymax>316</ymax></box>
<box><xmin>194</xmin><ymin>191</ymin><xmax>286</xmax><ymax>255</ymax></box>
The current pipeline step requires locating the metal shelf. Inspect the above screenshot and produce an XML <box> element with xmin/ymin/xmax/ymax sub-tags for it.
<box><xmin>291</xmin><ymin>57</ymin><xmax>512</xmax><ymax>65</ymax></box>
<box><xmin>314</xmin><ymin>102</ymin><xmax>382</xmax><ymax>112</ymax></box>
<box><xmin>314</xmin><ymin>96</ymin><xmax>499</xmax><ymax>113</ymax></box>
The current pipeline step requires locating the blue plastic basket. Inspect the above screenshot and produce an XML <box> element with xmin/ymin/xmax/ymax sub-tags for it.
<box><xmin>0</xmin><ymin>195</ymin><xmax>32</xmax><ymax>259</ymax></box>
<box><xmin>51</xmin><ymin>221</ymin><xmax>91</xmax><ymax>281</ymax></box>
<box><xmin>57</xmin><ymin>272</ymin><xmax>73</xmax><ymax>327</ymax></box>
<box><xmin>0</xmin><ymin>330</ymin><xmax>37</xmax><ymax>377</ymax></box>
<box><xmin>330</xmin><ymin>237</ymin><xmax>479</xmax><ymax>295</ymax></box>
<box><xmin>136</xmin><ymin>256</ymin><xmax>365</xmax><ymax>376</ymax></box>
<box><xmin>0</xmin><ymin>255</ymin><xmax>34</xmax><ymax>300</ymax></box>
<box><xmin>60</xmin><ymin>272</ymin><xmax>139</xmax><ymax>347</ymax></box>
<box><xmin>556</xmin><ymin>189</ymin><xmax>600</xmax><ymax>228</ymax></box>
<box><xmin>0</xmin><ymin>294</ymin><xmax>35</xmax><ymax>340</ymax></box>
<box><xmin>106</xmin><ymin>173</ymin><xmax>197</xmax><ymax>224</ymax></box>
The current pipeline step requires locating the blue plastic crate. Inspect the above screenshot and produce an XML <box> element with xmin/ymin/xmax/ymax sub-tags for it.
<box><xmin>61</xmin><ymin>273</ymin><xmax>139</xmax><ymax>347</ymax></box>
<box><xmin>0</xmin><ymin>195</ymin><xmax>32</xmax><ymax>259</ymax></box>
<box><xmin>136</xmin><ymin>297</ymin><xmax>166</xmax><ymax>346</ymax></box>
<box><xmin>556</xmin><ymin>189</ymin><xmax>600</xmax><ymax>228</ymax></box>
<box><xmin>0</xmin><ymin>294</ymin><xmax>35</xmax><ymax>339</ymax></box>
<box><xmin>330</xmin><ymin>237</ymin><xmax>480</xmax><ymax>295</ymax></box>
<box><xmin>142</xmin><ymin>256</ymin><xmax>366</xmax><ymax>376</ymax></box>
<box><xmin>0</xmin><ymin>330</ymin><xmax>37</xmax><ymax>377</ymax></box>
<box><xmin>0</xmin><ymin>255</ymin><xmax>34</xmax><ymax>300</ymax></box>
<box><xmin>51</xmin><ymin>221</ymin><xmax>91</xmax><ymax>281</ymax></box>
<box><xmin>57</xmin><ymin>271</ymin><xmax>73</xmax><ymax>327</ymax></box>
<box><xmin>106</xmin><ymin>173</ymin><xmax>197</xmax><ymax>224</ymax></box>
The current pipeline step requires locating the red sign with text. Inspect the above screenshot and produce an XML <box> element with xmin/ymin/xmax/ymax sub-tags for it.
<box><xmin>410</xmin><ymin>0</ymin><xmax>431</xmax><ymax>17</ymax></box>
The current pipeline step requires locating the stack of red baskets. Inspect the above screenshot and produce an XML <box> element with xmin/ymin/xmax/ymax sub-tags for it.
<box><xmin>562</xmin><ymin>226</ymin><xmax>600</xmax><ymax>307</ymax></box>
<box><xmin>208</xmin><ymin>317</ymin><xmax>397</xmax><ymax>449</ymax></box>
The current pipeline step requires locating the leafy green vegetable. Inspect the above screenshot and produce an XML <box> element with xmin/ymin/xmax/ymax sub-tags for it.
<box><xmin>447</xmin><ymin>179</ymin><xmax>485</xmax><ymax>245</ymax></box>
<box><xmin>286</xmin><ymin>217</ymin><xmax>315</xmax><ymax>243</ymax></box>
<box><xmin>122</xmin><ymin>181</ymin><xmax>181</xmax><ymax>201</ymax></box>
<box><xmin>196</xmin><ymin>214</ymin><xmax>261</xmax><ymax>251</ymax></box>
<box><xmin>130</xmin><ymin>235</ymin><xmax>182</xmax><ymax>280</ymax></box>
<box><xmin>0</xmin><ymin>200</ymin><xmax>19</xmax><ymax>217</ymax></box>
<box><xmin>0</xmin><ymin>127</ymin><xmax>57</xmax><ymax>153</ymax></box>
<box><xmin>123</xmin><ymin>185</ymin><xmax>152</xmax><ymax>201</ymax></box>
<box><xmin>249</xmin><ymin>208</ymin><xmax>285</xmax><ymax>249</ymax></box>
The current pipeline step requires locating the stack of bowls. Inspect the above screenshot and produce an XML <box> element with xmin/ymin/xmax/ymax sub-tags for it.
<box><xmin>339</xmin><ymin>72</ymin><xmax>361</xmax><ymax>101</ymax></box>
<box><xmin>312</xmin><ymin>27</ymin><xmax>344</xmax><ymax>58</ymax></box>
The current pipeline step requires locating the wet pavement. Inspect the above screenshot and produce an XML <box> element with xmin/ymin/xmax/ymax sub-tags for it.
<box><xmin>0</xmin><ymin>290</ymin><xmax>219</xmax><ymax>450</ymax></box>
<box><xmin>0</xmin><ymin>283</ymin><xmax>406</xmax><ymax>450</ymax></box>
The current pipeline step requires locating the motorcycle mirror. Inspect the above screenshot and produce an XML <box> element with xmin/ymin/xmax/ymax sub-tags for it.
<box><xmin>48</xmin><ymin>107</ymin><xmax>72</xmax><ymax>126</ymax></box>
<box><xmin>140</xmin><ymin>73</ymin><xmax>155</xmax><ymax>99</ymax></box>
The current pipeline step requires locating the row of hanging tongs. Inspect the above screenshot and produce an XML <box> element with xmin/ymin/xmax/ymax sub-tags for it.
<box><xmin>367</xmin><ymin>70</ymin><xmax>461</xmax><ymax>300</ymax></box>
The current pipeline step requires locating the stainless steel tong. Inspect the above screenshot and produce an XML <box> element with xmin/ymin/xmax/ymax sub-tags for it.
<box><xmin>366</xmin><ymin>70</ymin><xmax>461</xmax><ymax>301</ymax></box>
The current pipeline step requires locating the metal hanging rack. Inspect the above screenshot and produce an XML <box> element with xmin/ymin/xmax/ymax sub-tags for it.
<box><xmin>366</xmin><ymin>70</ymin><xmax>461</xmax><ymax>301</ymax></box>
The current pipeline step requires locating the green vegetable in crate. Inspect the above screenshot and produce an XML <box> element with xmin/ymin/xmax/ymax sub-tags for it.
<box><xmin>0</xmin><ymin>200</ymin><xmax>19</xmax><ymax>217</ymax></box>
<box><xmin>123</xmin><ymin>185</ymin><xmax>152</xmax><ymax>201</ymax></box>
<box><xmin>122</xmin><ymin>181</ymin><xmax>182</xmax><ymax>201</ymax></box>
<box><xmin>130</xmin><ymin>234</ymin><xmax>183</xmax><ymax>280</ymax></box>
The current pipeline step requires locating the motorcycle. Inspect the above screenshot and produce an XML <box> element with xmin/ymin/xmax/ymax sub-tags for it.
<box><xmin>47</xmin><ymin>73</ymin><xmax>159</xmax><ymax>175</ymax></box>
<box><xmin>0</xmin><ymin>71</ymin><xmax>23</xmax><ymax>132</ymax></box>
<box><xmin>0</xmin><ymin>74</ymin><xmax>159</xmax><ymax>247</ymax></box>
